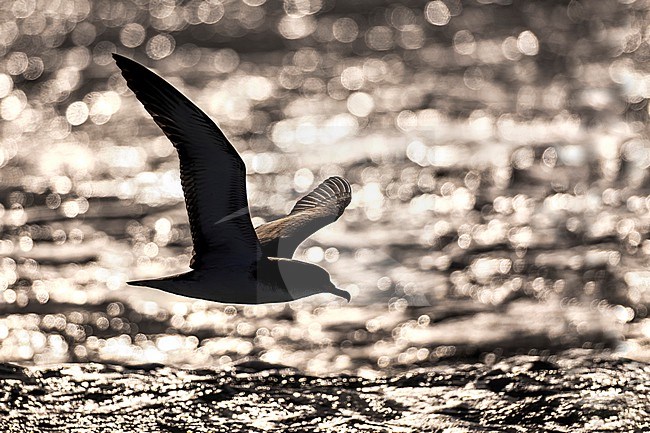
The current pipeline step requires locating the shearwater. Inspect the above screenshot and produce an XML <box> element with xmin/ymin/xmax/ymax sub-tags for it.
<box><xmin>113</xmin><ymin>54</ymin><xmax>352</xmax><ymax>304</ymax></box>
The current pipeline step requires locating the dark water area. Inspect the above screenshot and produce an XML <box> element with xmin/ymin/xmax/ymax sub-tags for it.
<box><xmin>1</xmin><ymin>353</ymin><xmax>649</xmax><ymax>432</ymax></box>
<box><xmin>2</xmin><ymin>0</ymin><xmax>650</xmax><ymax>430</ymax></box>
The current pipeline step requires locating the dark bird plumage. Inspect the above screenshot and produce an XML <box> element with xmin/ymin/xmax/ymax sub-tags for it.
<box><xmin>113</xmin><ymin>54</ymin><xmax>351</xmax><ymax>304</ymax></box>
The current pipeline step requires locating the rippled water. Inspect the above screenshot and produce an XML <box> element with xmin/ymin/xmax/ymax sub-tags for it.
<box><xmin>2</xmin><ymin>0</ymin><xmax>650</xmax><ymax>430</ymax></box>
<box><xmin>1</xmin><ymin>353</ymin><xmax>649</xmax><ymax>432</ymax></box>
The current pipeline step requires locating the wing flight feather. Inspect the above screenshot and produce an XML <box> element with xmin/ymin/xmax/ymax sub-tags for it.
<box><xmin>255</xmin><ymin>176</ymin><xmax>351</xmax><ymax>258</ymax></box>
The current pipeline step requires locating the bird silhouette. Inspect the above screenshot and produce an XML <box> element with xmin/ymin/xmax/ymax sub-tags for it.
<box><xmin>113</xmin><ymin>54</ymin><xmax>351</xmax><ymax>304</ymax></box>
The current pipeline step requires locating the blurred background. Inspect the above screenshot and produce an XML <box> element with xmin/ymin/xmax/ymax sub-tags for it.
<box><xmin>1</xmin><ymin>0</ymin><xmax>650</xmax><ymax>376</ymax></box>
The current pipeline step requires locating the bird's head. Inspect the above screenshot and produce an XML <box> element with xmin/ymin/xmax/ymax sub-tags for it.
<box><xmin>273</xmin><ymin>259</ymin><xmax>350</xmax><ymax>302</ymax></box>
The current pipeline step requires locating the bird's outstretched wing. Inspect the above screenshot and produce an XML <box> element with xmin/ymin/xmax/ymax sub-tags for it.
<box><xmin>113</xmin><ymin>54</ymin><xmax>261</xmax><ymax>269</ymax></box>
<box><xmin>255</xmin><ymin>176</ymin><xmax>351</xmax><ymax>258</ymax></box>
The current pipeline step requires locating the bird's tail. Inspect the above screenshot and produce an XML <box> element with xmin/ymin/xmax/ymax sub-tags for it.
<box><xmin>127</xmin><ymin>271</ymin><xmax>194</xmax><ymax>290</ymax></box>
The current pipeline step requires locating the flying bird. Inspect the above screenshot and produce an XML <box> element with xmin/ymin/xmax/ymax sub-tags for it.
<box><xmin>113</xmin><ymin>53</ymin><xmax>351</xmax><ymax>304</ymax></box>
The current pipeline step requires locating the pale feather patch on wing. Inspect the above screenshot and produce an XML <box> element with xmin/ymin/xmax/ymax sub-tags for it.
<box><xmin>214</xmin><ymin>207</ymin><xmax>250</xmax><ymax>225</ymax></box>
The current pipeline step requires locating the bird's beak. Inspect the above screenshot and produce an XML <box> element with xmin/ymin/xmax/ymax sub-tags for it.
<box><xmin>329</xmin><ymin>285</ymin><xmax>351</xmax><ymax>302</ymax></box>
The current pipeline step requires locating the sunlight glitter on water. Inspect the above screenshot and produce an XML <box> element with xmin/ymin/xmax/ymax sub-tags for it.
<box><xmin>0</xmin><ymin>0</ymin><xmax>649</xmax><ymax>380</ymax></box>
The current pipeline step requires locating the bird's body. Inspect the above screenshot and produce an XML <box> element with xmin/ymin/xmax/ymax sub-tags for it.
<box><xmin>128</xmin><ymin>258</ymin><xmax>338</xmax><ymax>304</ymax></box>
<box><xmin>113</xmin><ymin>54</ymin><xmax>351</xmax><ymax>304</ymax></box>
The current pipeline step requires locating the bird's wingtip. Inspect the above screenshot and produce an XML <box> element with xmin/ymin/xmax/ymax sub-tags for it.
<box><xmin>112</xmin><ymin>53</ymin><xmax>135</xmax><ymax>68</ymax></box>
